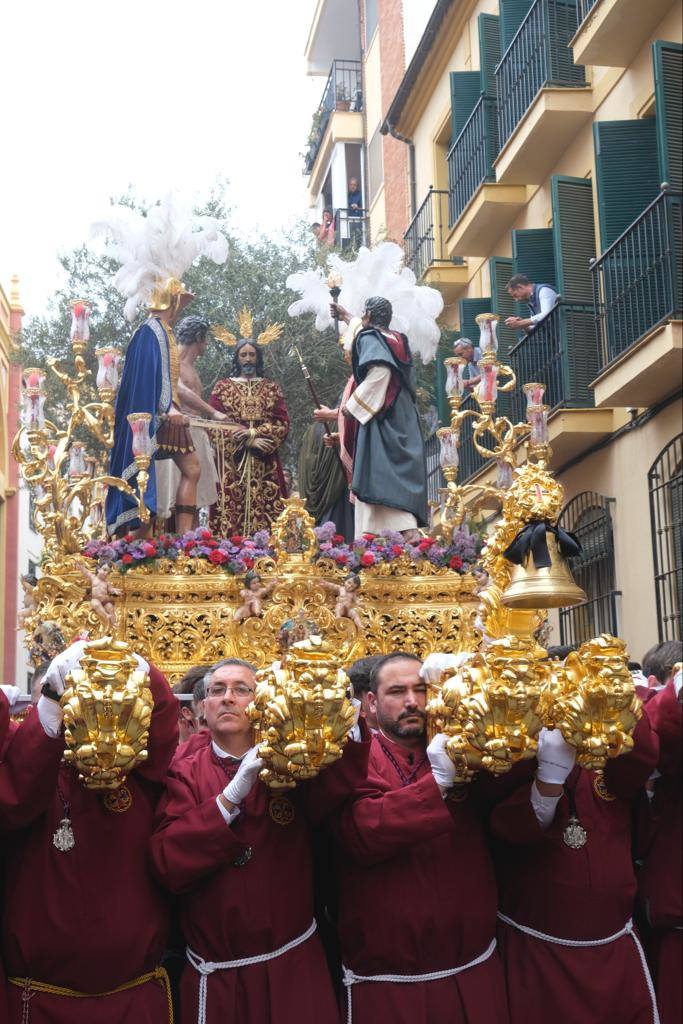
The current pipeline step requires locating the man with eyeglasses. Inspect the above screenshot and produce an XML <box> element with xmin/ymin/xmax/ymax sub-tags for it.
<box><xmin>150</xmin><ymin>656</ymin><xmax>369</xmax><ymax>1024</ymax></box>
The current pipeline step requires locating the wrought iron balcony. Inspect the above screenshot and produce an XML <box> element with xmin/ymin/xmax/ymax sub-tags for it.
<box><xmin>334</xmin><ymin>207</ymin><xmax>369</xmax><ymax>250</ymax></box>
<box><xmin>592</xmin><ymin>187</ymin><xmax>683</xmax><ymax>371</ymax></box>
<box><xmin>447</xmin><ymin>96</ymin><xmax>498</xmax><ymax>227</ymax></box>
<box><xmin>508</xmin><ymin>301</ymin><xmax>598</xmax><ymax>422</ymax></box>
<box><xmin>304</xmin><ymin>60</ymin><xmax>363</xmax><ymax>174</ymax></box>
<box><xmin>404</xmin><ymin>189</ymin><xmax>454</xmax><ymax>279</ymax></box>
<box><xmin>496</xmin><ymin>0</ymin><xmax>586</xmax><ymax>150</ymax></box>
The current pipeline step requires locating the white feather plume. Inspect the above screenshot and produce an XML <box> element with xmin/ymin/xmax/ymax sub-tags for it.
<box><xmin>92</xmin><ymin>194</ymin><xmax>229</xmax><ymax>321</ymax></box>
<box><xmin>286</xmin><ymin>242</ymin><xmax>444</xmax><ymax>363</ymax></box>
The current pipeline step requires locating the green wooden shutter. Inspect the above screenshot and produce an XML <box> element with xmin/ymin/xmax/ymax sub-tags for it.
<box><xmin>458</xmin><ymin>297</ymin><xmax>492</xmax><ymax>342</ymax></box>
<box><xmin>551</xmin><ymin>175</ymin><xmax>599</xmax><ymax>404</ymax></box>
<box><xmin>593</xmin><ymin>119</ymin><xmax>660</xmax><ymax>247</ymax></box>
<box><xmin>511</xmin><ymin>229</ymin><xmax>557</xmax><ymax>290</ymax></box>
<box><xmin>551</xmin><ymin>175</ymin><xmax>596</xmax><ymax>301</ymax></box>
<box><xmin>653</xmin><ymin>41</ymin><xmax>683</xmax><ymax>190</ymax></box>
<box><xmin>499</xmin><ymin>0</ymin><xmax>533</xmax><ymax>52</ymax></box>
<box><xmin>479</xmin><ymin>14</ymin><xmax>501</xmax><ymax>98</ymax></box>
<box><xmin>434</xmin><ymin>333</ymin><xmax>455</xmax><ymax>426</ymax></box>
<box><xmin>450</xmin><ymin>72</ymin><xmax>482</xmax><ymax>142</ymax></box>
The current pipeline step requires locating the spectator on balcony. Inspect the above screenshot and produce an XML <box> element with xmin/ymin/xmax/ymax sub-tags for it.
<box><xmin>310</xmin><ymin>222</ymin><xmax>322</xmax><ymax>242</ymax></box>
<box><xmin>348</xmin><ymin>178</ymin><xmax>364</xmax><ymax>246</ymax></box>
<box><xmin>505</xmin><ymin>274</ymin><xmax>558</xmax><ymax>334</ymax></box>
<box><xmin>318</xmin><ymin>208</ymin><xmax>336</xmax><ymax>247</ymax></box>
<box><xmin>453</xmin><ymin>337</ymin><xmax>482</xmax><ymax>391</ymax></box>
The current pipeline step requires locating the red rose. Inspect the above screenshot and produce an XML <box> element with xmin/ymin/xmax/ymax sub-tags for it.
<box><xmin>200</xmin><ymin>528</ymin><xmax>212</xmax><ymax>540</ymax></box>
<box><xmin>243</xmin><ymin>557</ymin><xmax>254</xmax><ymax>569</ymax></box>
<box><xmin>361</xmin><ymin>552</ymin><xmax>375</xmax><ymax>566</ymax></box>
<box><xmin>124</xmin><ymin>533</ymin><xmax>133</xmax><ymax>543</ymax></box>
<box><xmin>206</xmin><ymin>539</ymin><xmax>218</xmax><ymax>548</ymax></box>
<box><xmin>230</xmin><ymin>535</ymin><xmax>244</xmax><ymax>545</ymax></box>
<box><xmin>362</xmin><ymin>533</ymin><xmax>376</xmax><ymax>542</ymax></box>
<box><xmin>337</xmin><ymin>554</ymin><xmax>348</xmax><ymax>565</ymax></box>
<box><xmin>449</xmin><ymin>555</ymin><xmax>463</xmax><ymax>570</ymax></box>
<box><xmin>184</xmin><ymin>542</ymin><xmax>195</xmax><ymax>554</ymax></box>
<box><xmin>121</xmin><ymin>553</ymin><xmax>133</xmax><ymax>565</ymax></box>
<box><xmin>391</xmin><ymin>544</ymin><xmax>403</xmax><ymax>556</ymax></box>
<box><xmin>333</xmin><ymin>534</ymin><xmax>345</xmax><ymax>544</ymax></box>
<box><xmin>209</xmin><ymin>550</ymin><xmax>226</xmax><ymax>564</ymax></box>
<box><xmin>142</xmin><ymin>542</ymin><xmax>156</xmax><ymax>557</ymax></box>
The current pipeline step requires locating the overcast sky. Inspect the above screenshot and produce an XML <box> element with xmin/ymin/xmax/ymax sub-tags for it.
<box><xmin>0</xmin><ymin>0</ymin><xmax>321</xmax><ymax>314</ymax></box>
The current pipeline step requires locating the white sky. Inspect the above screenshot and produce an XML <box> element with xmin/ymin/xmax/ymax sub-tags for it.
<box><xmin>0</xmin><ymin>0</ymin><xmax>321</xmax><ymax>315</ymax></box>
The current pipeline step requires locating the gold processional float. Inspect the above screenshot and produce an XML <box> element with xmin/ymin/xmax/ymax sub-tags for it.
<box><xmin>13</xmin><ymin>300</ymin><xmax>641</xmax><ymax>792</ymax></box>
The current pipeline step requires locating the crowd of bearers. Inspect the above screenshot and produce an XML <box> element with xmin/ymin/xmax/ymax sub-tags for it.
<box><xmin>0</xmin><ymin>640</ymin><xmax>679</xmax><ymax>1024</ymax></box>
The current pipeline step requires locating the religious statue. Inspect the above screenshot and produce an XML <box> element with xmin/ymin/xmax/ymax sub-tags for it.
<box><xmin>76</xmin><ymin>561</ymin><xmax>122</xmax><ymax>629</ymax></box>
<box><xmin>322</xmin><ymin>573</ymin><xmax>364</xmax><ymax>630</ymax></box>
<box><xmin>17</xmin><ymin>572</ymin><xmax>37</xmax><ymax>627</ymax></box>
<box><xmin>154</xmin><ymin>315</ymin><xmax>225</xmax><ymax>524</ymax></box>
<box><xmin>209</xmin><ymin>309</ymin><xmax>289</xmax><ymax>536</ymax></box>
<box><xmin>233</xmin><ymin>571</ymin><xmax>276</xmax><ymax>622</ymax></box>
<box><xmin>333</xmin><ymin>295</ymin><xmax>428</xmax><ymax>538</ymax></box>
<box><xmin>97</xmin><ymin>195</ymin><xmax>228</xmax><ymax>537</ymax></box>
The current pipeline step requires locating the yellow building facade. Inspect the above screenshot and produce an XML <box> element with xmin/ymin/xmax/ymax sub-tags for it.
<box><xmin>386</xmin><ymin>0</ymin><xmax>682</xmax><ymax>659</ymax></box>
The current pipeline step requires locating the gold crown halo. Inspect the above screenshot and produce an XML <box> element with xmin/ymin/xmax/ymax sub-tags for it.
<box><xmin>211</xmin><ymin>306</ymin><xmax>284</xmax><ymax>347</ymax></box>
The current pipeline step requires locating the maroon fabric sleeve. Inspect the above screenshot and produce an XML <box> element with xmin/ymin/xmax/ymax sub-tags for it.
<box><xmin>646</xmin><ymin>680</ymin><xmax>682</xmax><ymax>778</ymax></box>
<box><xmin>302</xmin><ymin>734</ymin><xmax>370</xmax><ymax>825</ymax></box>
<box><xmin>490</xmin><ymin>778</ymin><xmax>570</xmax><ymax>845</ymax></box>
<box><xmin>603</xmin><ymin>712</ymin><xmax>659</xmax><ymax>800</ymax></box>
<box><xmin>135</xmin><ymin>665</ymin><xmax>179</xmax><ymax>783</ymax></box>
<box><xmin>0</xmin><ymin>708</ymin><xmax>64</xmax><ymax>832</ymax></box>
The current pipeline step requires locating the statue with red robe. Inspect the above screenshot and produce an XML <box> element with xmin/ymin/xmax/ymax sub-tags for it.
<box><xmin>209</xmin><ymin>339</ymin><xmax>289</xmax><ymax>537</ymax></box>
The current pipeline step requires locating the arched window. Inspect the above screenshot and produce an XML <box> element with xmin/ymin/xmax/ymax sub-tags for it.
<box><xmin>648</xmin><ymin>434</ymin><xmax>683</xmax><ymax>642</ymax></box>
<box><xmin>558</xmin><ymin>491</ymin><xmax>619</xmax><ymax>647</ymax></box>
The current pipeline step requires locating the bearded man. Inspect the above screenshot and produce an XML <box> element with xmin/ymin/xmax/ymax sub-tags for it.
<box><xmin>333</xmin><ymin>652</ymin><xmax>508</xmax><ymax>1024</ymax></box>
<box><xmin>150</xmin><ymin>657</ymin><xmax>369</xmax><ymax>1024</ymax></box>
<box><xmin>209</xmin><ymin>338</ymin><xmax>289</xmax><ymax>536</ymax></box>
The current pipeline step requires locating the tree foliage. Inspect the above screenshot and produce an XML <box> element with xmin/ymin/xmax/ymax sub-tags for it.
<box><xmin>18</xmin><ymin>189</ymin><xmax>350</xmax><ymax>474</ymax></box>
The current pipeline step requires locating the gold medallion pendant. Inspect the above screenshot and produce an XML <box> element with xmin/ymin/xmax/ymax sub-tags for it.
<box><xmin>563</xmin><ymin>814</ymin><xmax>587</xmax><ymax>849</ymax></box>
<box><xmin>268</xmin><ymin>796</ymin><xmax>295</xmax><ymax>826</ymax></box>
<box><xmin>53</xmin><ymin>817</ymin><xmax>76</xmax><ymax>852</ymax></box>
<box><xmin>103</xmin><ymin>785</ymin><xmax>133</xmax><ymax>813</ymax></box>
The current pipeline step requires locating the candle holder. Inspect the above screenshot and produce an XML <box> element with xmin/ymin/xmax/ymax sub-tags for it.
<box><xmin>95</xmin><ymin>347</ymin><xmax>122</xmax><ymax>402</ymax></box>
<box><xmin>327</xmin><ymin>270</ymin><xmax>343</xmax><ymax>338</ymax></box>
<box><xmin>444</xmin><ymin>357</ymin><xmax>468</xmax><ymax>416</ymax></box>
<box><xmin>127</xmin><ymin>413</ymin><xmax>153</xmax><ymax>523</ymax></box>
<box><xmin>475</xmin><ymin>312</ymin><xmax>499</xmax><ymax>356</ymax></box>
<box><xmin>68</xmin><ymin>442</ymin><xmax>88</xmax><ymax>480</ymax></box>
<box><xmin>70</xmin><ymin>300</ymin><xmax>91</xmax><ymax>357</ymax></box>
<box><xmin>437</xmin><ymin>427</ymin><xmax>460</xmax><ymax>481</ymax></box>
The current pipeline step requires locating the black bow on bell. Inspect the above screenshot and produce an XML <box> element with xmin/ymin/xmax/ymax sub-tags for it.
<box><xmin>502</xmin><ymin>520</ymin><xmax>582</xmax><ymax>569</ymax></box>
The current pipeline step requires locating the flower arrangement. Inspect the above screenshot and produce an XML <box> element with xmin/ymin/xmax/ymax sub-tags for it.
<box><xmin>82</xmin><ymin>524</ymin><xmax>482</xmax><ymax>576</ymax></box>
<box><xmin>83</xmin><ymin>528</ymin><xmax>274</xmax><ymax>574</ymax></box>
<box><xmin>312</xmin><ymin>522</ymin><xmax>482</xmax><ymax>572</ymax></box>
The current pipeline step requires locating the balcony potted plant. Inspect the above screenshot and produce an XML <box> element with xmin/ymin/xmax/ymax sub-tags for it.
<box><xmin>335</xmin><ymin>82</ymin><xmax>351</xmax><ymax>111</ymax></box>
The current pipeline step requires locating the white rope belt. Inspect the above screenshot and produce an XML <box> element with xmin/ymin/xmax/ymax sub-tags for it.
<box><xmin>342</xmin><ymin>937</ymin><xmax>497</xmax><ymax>1024</ymax></box>
<box><xmin>498</xmin><ymin>912</ymin><xmax>660</xmax><ymax>1024</ymax></box>
<box><xmin>187</xmin><ymin>919</ymin><xmax>317</xmax><ymax>1024</ymax></box>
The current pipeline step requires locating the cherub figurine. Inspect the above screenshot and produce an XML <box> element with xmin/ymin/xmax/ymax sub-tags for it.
<box><xmin>234</xmin><ymin>571</ymin><xmax>276</xmax><ymax>622</ymax></box>
<box><xmin>323</xmin><ymin>573</ymin><xmax>363</xmax><ymax>631</ymax></box>
<box><xmin>17</xmin><ymin>573</ymin><xmax>37</xmax><ymax>628</ymax></box>
<box><xmin>76</xmin><ymin>561</ymin><xmax>122</xmax><ymax>629</ymax></box>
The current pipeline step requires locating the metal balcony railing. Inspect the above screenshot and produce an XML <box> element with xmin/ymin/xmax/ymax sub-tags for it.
<box><xmin>334</xmin><ymin>208</ymin><xmax>369</xmax><ymax>250</ymax></box>
<box><xmin>577</xmin><ymin>0</ymin><xmax>599</xmax><ymax>23</ymax></box>
<box><xmin>404</xmin><ymin>189</ymin><xmax>453</xmax><ymax>279</ymax></box>
<box><xmin>447</xmin><ymin>96</ymin><xmax>499</xmax><ymax>227</ymax></box>
<box><xmin>509</xmin><ymin>301</ymin><xmax>598</xmax><ymax>421</ymax></box>
<box><xmin>495</xmin><ymin>0</ymin><xmax>586</xmax><ymax>150</ymax></box>
<box><xmin>592</xmin><ymin>187</ymin><xmax>683</xmax><ymax>371</ymax></box>
<box><xmin>425</xmin><ymin>433</ymin><xmax>444</xmax><ymax>507</ymax></box>
<box><xmin>304</xmin><ymin>60</ymin><xmax>363</xmax><ymax>174</ymax></box>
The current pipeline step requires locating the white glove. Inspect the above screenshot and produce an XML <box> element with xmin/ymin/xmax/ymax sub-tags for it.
<box><xmin>0</xmin><ymin>685</ymin><xmax>21</xmax><ymax>707</ymax></box>
<box><xmin>420</xmin><ymin>652</ymin><xmax>468</xmax><ymax>685</ymax></box>
<box><xmin>536</xmin><ymin>727</ymin><xmax>576</xmax><ymax>785</ymax></box>
<box><xmin>222</xmin><ymin>746</ymin><xmax>263</xmax><ymax>807</ymax></box>
<box><xmin>349</xmin><ymin>697</ymin><xmax>362</xmax><ymax>742</ymax></box>
<box><xmin>674</xmin><ymin>669</ymin><xmax>682</xmax><ymax>698</ymax></box>
<box><xmin>37</xmin><ymin>695</ymin><xmax>63</xmax><ymax>738</ymax></box>
<box><xmin>427</xmin><ymin>733</ymin><xmax>456</xmax><ymax>793</ymax></box>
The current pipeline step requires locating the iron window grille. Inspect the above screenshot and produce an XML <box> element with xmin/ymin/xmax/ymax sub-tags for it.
<box><xmin>648</xmin><ymin>433</ymin><xmax>683</xmax><ymax>642</ymax></box>
<box><xmin>558</xmin><ymin>491</ymin><xmax>620</xmax><ymax>646</ymax></box>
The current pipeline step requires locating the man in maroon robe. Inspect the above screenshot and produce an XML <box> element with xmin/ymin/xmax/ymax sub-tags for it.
<box><xmin>637</xmin><ymin>648</ymin><xmax>682</xmax><ymax>1024</ymax></box>
<box><xmin>1</xmin><ymin>640</ymin><xmax>178</xmax><ymax>1024</ymax></box>
<box><xmin>150</xmin><ymin>656</ymin><xmax>369</xmax><ymax>1024</ymax></box>
<box><xmin>333</xmin><ymin>652</ymin><xmax>508</xmax><ymax>1024</ymax></box>
<box><xmin>491</xmin><ymin>712</ymin><xmax>659</xmax><ymax>1024</ymax></box>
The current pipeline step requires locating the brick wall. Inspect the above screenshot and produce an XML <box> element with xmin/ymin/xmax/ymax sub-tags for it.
<box><xmin>378</xmin><ymin>0</ymin><xmax>410</xmax><ymax>242</ymax></box>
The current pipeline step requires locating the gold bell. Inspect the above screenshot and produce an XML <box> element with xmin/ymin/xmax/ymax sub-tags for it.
<box><xmin>502</xmin><ymin>533</ymin><xmax>587</xmax><ymax>610</ymax></box>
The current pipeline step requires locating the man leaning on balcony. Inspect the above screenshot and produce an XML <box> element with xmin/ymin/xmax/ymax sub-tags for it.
<box><xmin>505</xmin><ymin>274</ymin><xmax>558</xmax><ymax>335</ymax></box>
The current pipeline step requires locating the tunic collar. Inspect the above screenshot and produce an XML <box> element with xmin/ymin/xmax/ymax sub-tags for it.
<box><xmin>211</xmin><ymin>740</ymin><xmax>248</xmax><ymax>762</ymax></box>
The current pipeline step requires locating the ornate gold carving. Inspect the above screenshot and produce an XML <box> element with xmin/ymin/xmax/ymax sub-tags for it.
<box><xmin>247</xmin><ymin>638</ymin><xmax>356</xmax><ymax>789</ymax></box>
<box><xmin>61</xmin><ymin>638</ymin><xmax>153</xmax><ymax>790</ymax></box>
